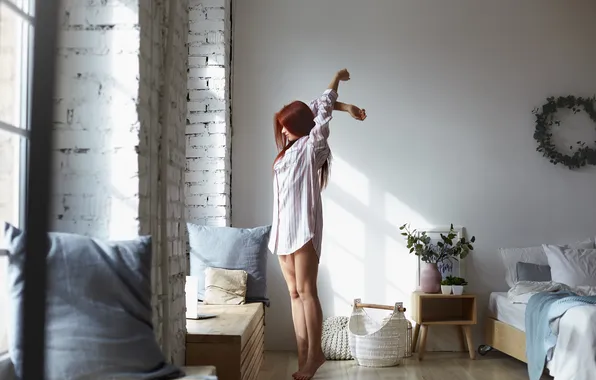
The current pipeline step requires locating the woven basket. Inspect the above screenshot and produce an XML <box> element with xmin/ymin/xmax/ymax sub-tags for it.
<box><xmin>321</xmin><ymin>316</ymin><xmax>353</xmax><ymax>360</ymax></box>
<box><xmin>348</xmin><ymin>298</ymin><xmax>408</xmax><ymax>367</ymax></box>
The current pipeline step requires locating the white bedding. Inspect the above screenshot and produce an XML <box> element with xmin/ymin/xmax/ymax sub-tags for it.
<box><xmin>494</xmin><ymin>283</ymin><xmax>596</xmax><ymax>380</ymax></box>
<box><xmin>488</xmin><ymin>292</ymin><xmax>526</xmax><ymax>331</ymax></box>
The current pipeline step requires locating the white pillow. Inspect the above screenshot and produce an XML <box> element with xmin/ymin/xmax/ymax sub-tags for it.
<box><xmin>499</xmin><ymin>237</ymin><xmax>595</xmax><ymax>288</ymax></box>
<box><xmin>544</xmin><ymin>245</ymin><xmax>596</xmax><ymax>287</ymax></box>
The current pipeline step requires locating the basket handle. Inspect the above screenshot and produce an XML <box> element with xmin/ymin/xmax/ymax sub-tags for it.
<box><xmin>353</xmin><ymin>301</ymin><xmax>406</xmax><ymax>313</ymax></box>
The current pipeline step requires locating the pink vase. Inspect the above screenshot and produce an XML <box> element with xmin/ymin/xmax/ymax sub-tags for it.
<box><xmin>420</xmin><ymin>263</ymin><xmax>442</xmax><ymax>293</ymax></box>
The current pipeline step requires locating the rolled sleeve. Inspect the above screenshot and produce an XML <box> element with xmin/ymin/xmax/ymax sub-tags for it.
<box><xmin>308</xmin><ymin>89</ymin><xmax>338</xmax><ymax>145</ymax></box>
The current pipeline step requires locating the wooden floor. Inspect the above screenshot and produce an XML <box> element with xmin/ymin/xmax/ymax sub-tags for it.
<box><xmin>258</xmin><ymin>351</ymin><xmax>549</xmax><ymax>380</ymax></box>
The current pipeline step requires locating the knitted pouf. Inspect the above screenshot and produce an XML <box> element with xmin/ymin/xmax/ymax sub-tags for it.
<box><xmin>322</xmin><ymin>316</ymin><xmax>353</xmax><ymax>360</ymax></box>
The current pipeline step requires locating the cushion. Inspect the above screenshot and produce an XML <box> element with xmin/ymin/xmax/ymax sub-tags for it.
<box><xmin>499</xmin><ymin>237</ymin><xmax>595</xmax><ymax>287</ymax></box>
<box><xmin>516</xmin><ymin>262</ymin><xmax>552</xmax><ymax>282</ymax></box>
<box><xmin>543</xmin><ymin>244</ymin><xmax>596</xmax><ymax>287</ymax></box>
<box><xmin>204</xmin><ymin>267</ymin><xmax>247</xmax><ymax>305</ymax></box>
<box><xmin>188</xmin><ymin>224</ymin><xmax>271</xmax><ymax>305</ymax></box>
<box><xmin>2</xmin><ymin>222</ymin><xmax>183</xmax><ymax>380</ymax></box>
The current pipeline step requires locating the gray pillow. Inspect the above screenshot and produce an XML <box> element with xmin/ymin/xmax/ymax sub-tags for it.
<box><xmin>516</xmin><ymin>262</ymin><xmax>552</xmax><ymax>282</ymax></box>
<box><xmin>188</xmin><ymin>224</ymin><xmax>271</xmax><ymax>306</ymax></box>
<box><xmin>2</xmin><ymin>222</ymin><xmax>183</xmax><ymax>380</ymax></box>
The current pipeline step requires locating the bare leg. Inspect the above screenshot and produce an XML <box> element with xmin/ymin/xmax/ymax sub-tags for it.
<box><xmin>278</xmin><ymin>255</ymin><xmax>308</xmax><ymax>374</ymax></box>
<box><xmin>293</xmin><ymin>241</ymin><xmax>325</xmax><ymax>380</ymax></box>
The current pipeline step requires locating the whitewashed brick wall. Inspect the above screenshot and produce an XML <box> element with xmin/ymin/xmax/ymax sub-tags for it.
<box><xmin>186</xmin><ymin>0</ymin><xmax>232</xmax><ymax>227</ymax></box>
<box><xmin>52</xmin><ymin>0</ymin><xmax>188</xmax><ymax>365</ymax></box>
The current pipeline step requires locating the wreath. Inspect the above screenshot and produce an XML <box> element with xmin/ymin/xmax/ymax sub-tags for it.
<box><xmin>533</xmin><ymin>95</ymin><xmax>596</xmax><ymax>169</ymax></box>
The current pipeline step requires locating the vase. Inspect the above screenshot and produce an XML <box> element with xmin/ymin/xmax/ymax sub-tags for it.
<box><xmin>440</xmin><ymin>285</ymin><xmax>452</xmax><ymax>295</ymax></box>
<box><xmin>420</xmin><ymin>263</ymin><xmax>442</xmax><ymax>293</ymax></box>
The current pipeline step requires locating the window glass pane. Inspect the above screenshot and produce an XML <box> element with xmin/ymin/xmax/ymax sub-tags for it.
<box><xmin>4</xmin><ymin>0</ymin><xmax>33</xmax><ymax>16</ymax></box>
<box><xmin>0</xmin><ymin>130</ymin><xmax>20</xmax><ymax>225</ymax></box>
<box><xmin>0</xmin><ymin>129</ymin><xmax>19</xmax><ymax>355</ymax></box>
<box><xmin>0</xmin><ymin>3</ymin><xmax>25</xmax><ymax>128</ymax></box>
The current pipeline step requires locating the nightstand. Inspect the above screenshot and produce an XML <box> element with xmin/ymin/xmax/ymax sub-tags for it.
<box><xmin>410</xmin><ymin>291</ymin><xmax>477</xmax><ymax>360</ymax></box>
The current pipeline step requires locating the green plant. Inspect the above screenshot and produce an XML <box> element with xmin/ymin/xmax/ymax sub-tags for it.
<box><xmin>441</xmin><ymin>278</ymin><xmax>452</xmax><ymax>286</ymax></box>
<box><xmin>399</xmin><ymin>223</ymin><xmax>476</xmax><ymax>264</ymax></box>
<box><xmin>450</xmin><ymin>276</ymin><xmax>468</xmax><ymax>286</ymax></box>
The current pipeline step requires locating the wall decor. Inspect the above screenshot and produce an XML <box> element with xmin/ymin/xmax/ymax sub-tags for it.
<box><xmin>533</xmin><ymin>95</ymin><xmax>596</xmax><ymax>169</ymax></box>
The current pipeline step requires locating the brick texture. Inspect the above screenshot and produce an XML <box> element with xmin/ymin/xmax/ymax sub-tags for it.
<box><xmin>186</xmin><ymin>0</ymin><xmax>232</xmax><ymax>227</ymax></box>
<box><xmin>52</xmin><ymin>0</ymin><xmax>188</xmax><ymax>366</ymax></box>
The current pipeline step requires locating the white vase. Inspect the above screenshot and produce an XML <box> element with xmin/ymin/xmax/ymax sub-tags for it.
<box><xmin>452</xmin><ymin>285</ymin><xmax>464</xmax><ymax>295</ymax></box>
<box><xmin>441</xmin><ymin>285</ymin><xmax>452</xmax><ymax>295</ymax></box>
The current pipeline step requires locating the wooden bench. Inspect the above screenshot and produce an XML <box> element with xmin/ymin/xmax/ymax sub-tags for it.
<box><xmin>186</xmin><ymin>303</ymin><xmax>265</xmax><ymax>380</ymax></box>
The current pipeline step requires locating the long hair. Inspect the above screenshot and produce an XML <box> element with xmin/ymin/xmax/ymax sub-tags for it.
<box><xmin>273</xmin><ymin>101</ymin><xmax>330</xmax><ymax>188</ymax></box>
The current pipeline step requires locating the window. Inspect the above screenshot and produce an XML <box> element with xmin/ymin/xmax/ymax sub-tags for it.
<box><xmin>0</xmin><ymin>0</ymin><xmax>34</xmax><ymax>354</ymax></box>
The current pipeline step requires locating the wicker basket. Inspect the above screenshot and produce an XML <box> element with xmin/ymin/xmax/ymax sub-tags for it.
<box><xmin>405</xmin><ymin>320</ymin><xmax>413</xmax><ymax>358</ymax></box>
<box><xmin>348</xmin><ymin>298</ymin><xmax>409</xmax><ymax>367</ymax></box>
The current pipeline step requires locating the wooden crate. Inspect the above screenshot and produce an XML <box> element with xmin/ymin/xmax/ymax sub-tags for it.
<box><xmin>186</xmin><ymin>303</ymin><xmax>265</xmax><ymax>380</ymax></box>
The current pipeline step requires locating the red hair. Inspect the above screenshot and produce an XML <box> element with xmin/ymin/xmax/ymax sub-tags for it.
<box><xmin>273</xmin><ymin>101</ymin><xmax>330</xmax><ymax>188</ymax></box>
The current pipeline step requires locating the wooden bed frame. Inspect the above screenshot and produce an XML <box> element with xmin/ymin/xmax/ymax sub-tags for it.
<box><xmin>482</xmin><ymin>316</ymin><xmax>527</xmax><ymax>363</ymax></box>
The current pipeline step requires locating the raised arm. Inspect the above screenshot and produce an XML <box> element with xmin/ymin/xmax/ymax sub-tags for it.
<box><xmin>328</xmin><ymin>69</ymin><xmax>350</xmax><ymax>93</ymax></box>
<box><xmin>334</xmin><ymin>101</ymin><xmax>367</xmax><ymax>121</ymax></box>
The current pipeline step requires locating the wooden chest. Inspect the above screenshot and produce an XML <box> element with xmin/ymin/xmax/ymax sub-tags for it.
<box><xmin>186</xmin><ymin>303</ymin><xmax>265</xmax><ymax>380</ymax></box>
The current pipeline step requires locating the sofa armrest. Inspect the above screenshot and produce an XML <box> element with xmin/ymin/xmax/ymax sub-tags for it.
<box><xmin>0</xmin><ymin>352</ymin><xmax>15</xmax><ymax>380</ymax></box>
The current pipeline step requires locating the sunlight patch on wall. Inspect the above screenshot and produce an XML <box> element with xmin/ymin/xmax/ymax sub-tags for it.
<box><xmin>324</xmin><ymin>198</ymin><xmax>367</xmax><ymax>255</ymax></box>
<box><xmin>384</xmin><ymin>191</ymin><xmax>430</xmax><ymax>229</ymax></box>
<box><xmin>328</xmin><ymin>155</ymin><xmax>369</xmax><ymax>206</ymax></box>
<box><xmin>384</xmin><ymin>235</ymin><xmax>418</xmax><ymax>311</ymax></box>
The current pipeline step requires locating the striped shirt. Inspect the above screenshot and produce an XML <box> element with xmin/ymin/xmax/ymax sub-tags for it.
<box><xmin>268</xmin><ymin>89</ymin><xmax>338</xmax><ymax>258</ymax></box>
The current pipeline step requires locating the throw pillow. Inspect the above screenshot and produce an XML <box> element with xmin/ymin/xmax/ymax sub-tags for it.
<box><xmin>543</xmin><ymin>244</ymin><xmax>596</xmax><ymax>287</ymax></box>
<box><xmin>499</xmin><ymin>237</ymin><xmax>595</xmax><ymax>287</ymax></box>
<box><xmin>516</xmin><ymin>262</ymin><xmax>552</xmax><ymax>282</ymax></box>
<box><xmin>2</xmin><ymin>222</ymin><xmax>183</xmax><ymax>380</ymax></box>
<box><xmin>188</xmin><ymin>224</ymin><xmax>271</xmax><ymax>305</ymax></box>
<box><xmin>204</xmin><ymin>267</ymin><xmax>247</xmax><ymax>305</ymax></box>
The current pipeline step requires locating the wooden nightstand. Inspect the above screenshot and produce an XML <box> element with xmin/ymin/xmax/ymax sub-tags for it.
<box><xmin>410</xmin><ymin>291</ymin><xmax>477</xmax><ymax>360</ymax></box>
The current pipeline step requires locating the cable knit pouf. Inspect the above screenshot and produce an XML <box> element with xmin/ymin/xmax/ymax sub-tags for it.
<box><xmin>322</xmin><ymin>316</ymin><xmax>353</xmax><ymax>360</ymax></box>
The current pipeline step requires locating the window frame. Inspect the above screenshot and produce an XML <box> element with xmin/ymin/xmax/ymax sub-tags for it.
<box><xmin>0</xmin><ymin>0</ymin><xmax>34</xmax><ymax>228</ymax></box>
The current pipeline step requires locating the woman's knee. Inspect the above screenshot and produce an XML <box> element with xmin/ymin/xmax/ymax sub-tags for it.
<box><xmin>288</xmin><ymin>286</ymin><xmax>300</xmax><ymax>300</ymax></box>
<box><xmin>296</xmin><ymin>283</ymin><xmax>318</xmax><ymax>301</ymax></box>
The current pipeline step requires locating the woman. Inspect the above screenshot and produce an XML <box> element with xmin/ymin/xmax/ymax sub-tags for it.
<box><xmin>268</xmin><ymin>69</ymin><xmax>367</xmax><ymax>380</ymax></box>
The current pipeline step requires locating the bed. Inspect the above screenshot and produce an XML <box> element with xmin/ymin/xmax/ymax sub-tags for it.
<box><xmin>481</xmin><ymin>290</ymin><xmax>596</xmax><ymax>379</ymax></box>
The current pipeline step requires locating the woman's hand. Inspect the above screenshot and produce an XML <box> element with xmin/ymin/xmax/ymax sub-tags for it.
<box><xmin>336</xmin><ymin>68</ymin><xmax>350</xmax><ymax>82</ymax></box>
<box><xmin>348</xmin><ymin>105</ymin><xmax>366</xmax><ymax>121</ymax></box>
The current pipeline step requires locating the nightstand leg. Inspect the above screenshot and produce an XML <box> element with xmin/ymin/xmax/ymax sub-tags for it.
<box><xmin>458</xmin><ymin>325</ymin><xmax>467</xmax><ymax>352</ymax></box>
<box><xmin>412</xmin><ymin>324</ymin><xmax>420</xmax><ymax>353</ymax></box>
<box><xmin>462</xmin><ymin>326</ymin><xmax>475</xmax><ymax>359</ymax></box>
<box><xmin>418</xmin><ymin>325</ymin><xmax>428</xmax><ymax>361</ymax></box>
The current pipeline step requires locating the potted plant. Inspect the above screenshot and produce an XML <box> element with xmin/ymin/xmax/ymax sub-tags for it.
<box><xmin>400</xmin><ymin>223</ymin><xmax>475</xmax><ymax>294</ymax></box>
<box><xmin>451</xmin><ymin>276</ymin><xmax>468</xmax><ymax>295</ymax></box>
<box><xmin>440</xmin><ymin>278</ymin><xmax>452</xmax><ymax>295</ymax></box>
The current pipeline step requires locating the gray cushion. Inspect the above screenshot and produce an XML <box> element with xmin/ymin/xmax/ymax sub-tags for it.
<box><xmin>516</xmin><ymin>262</ymin><xmax>552</xmax><ymax>282</ymax></box>
<box><xmin>188</xmin><ymin>224</ymin><xmax>271</xmax><ymax>305</ymax></box>
<box><xmin>2</xmin><ymin>222</ymin><xmax>183</xmax><ymax>380</ymax></box>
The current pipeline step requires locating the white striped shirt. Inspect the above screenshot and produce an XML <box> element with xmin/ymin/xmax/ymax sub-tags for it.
<box><xmin>268</xmin><ymin>89</ymin><xmax>338</xmax><ymax>258</ymax></box>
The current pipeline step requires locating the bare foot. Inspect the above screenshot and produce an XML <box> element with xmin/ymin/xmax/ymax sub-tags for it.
<box><xmin>292</xmin><ymin>353</ymin><xmax>326</xmax><ymax>380</ymax></box>
<box><xmin>292</xmin><ymin>354</ymin><xmax>307</xmax><ymax>377</ymax></box>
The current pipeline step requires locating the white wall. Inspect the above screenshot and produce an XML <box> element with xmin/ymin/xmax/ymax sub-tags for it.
<box><xmin>232</xmin><ymin>0</ymin><xmax>596</xmax><ymax>351</ymax></box>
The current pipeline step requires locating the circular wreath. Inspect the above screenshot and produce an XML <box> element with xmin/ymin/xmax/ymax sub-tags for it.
<box><xmin>533</xmin><ymin>95</ymin><xmax>596</xmax><ymax>169</ymax></box>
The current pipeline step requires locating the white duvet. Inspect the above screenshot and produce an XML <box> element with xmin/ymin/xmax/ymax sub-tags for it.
<box><xmin>507</xmin><ymin>281</ymin><xmax>596</xmax><ymax>380</ymax></box>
